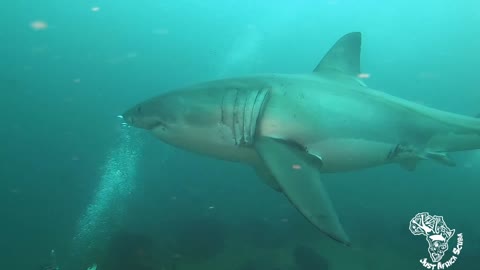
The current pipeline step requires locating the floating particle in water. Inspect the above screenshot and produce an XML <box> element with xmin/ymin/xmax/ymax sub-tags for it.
<box><xmin>417</xmin><ymin>71</ymin><xmax>438</xmax><ymax>80</ymax></box>
<box><xmin>31</xmin><ymin>46</ymin><xmax>48</xmax><ymax>53</ymax></box>
<box><xmin>152</xmin><ymin>28</ymin><xmax>169</xmax><ymax>35</ymax></box>
<box><xmin>292</xmin><ymin>164</ymin><xmax>302</xmax><ymax>170</ymax></box>
<box><xmin>9</xmin><ymin>188</ymin><xmax>20</xmax><ymax>194</ymax></box>
<box><xmin>73</xmin><ymin>78</ymin><xmax>81</xmax><ymax>83</ymax></box>
<box><xmin>30</xmin><ymin>20</ymin><xmax>48</xmax><ymax>30</ymax></box>
<box><xmin>464</xmin><ymin>163</ymin><xmax>472</xmax><ymax>169</ymax></box>
<box><xmin>107</xmin><ymin>52</ymin><xmax>138</xmax><ymax>64</ymax></box>
<box><xmin>126</xmin><ymin>52</ymin><xmax>137</xmax><ymax>58</ymax></box>
<box><xmin>357</xmin><ymin>73</ymin><xmax>370</xmax><ymax>79</ymax></box>
<box><xmin>91</xmin><ymin>6</ymin><xmax>100</xmax><ymax>12</ymax></box>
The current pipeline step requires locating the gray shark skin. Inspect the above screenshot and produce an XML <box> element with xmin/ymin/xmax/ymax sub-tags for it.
<box><xmin>123</xmin><ymin>32</ymin><xmax>480</xmax><ymax>246</ymax></box>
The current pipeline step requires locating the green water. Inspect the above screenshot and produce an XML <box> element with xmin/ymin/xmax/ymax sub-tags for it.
<box><xmin>1</xmin><ymin>1</ymin><xmax>479</xmax><ymax>269</ymax></box>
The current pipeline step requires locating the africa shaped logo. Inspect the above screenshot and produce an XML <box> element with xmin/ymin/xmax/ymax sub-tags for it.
<box><xmin>409</xmin><ymin>212</ymin><xmax>463</xmax><ymax>269</ymax></box>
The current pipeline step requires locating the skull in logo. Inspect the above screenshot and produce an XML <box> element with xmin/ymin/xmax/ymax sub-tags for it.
<box><xmin>427</xmin><ymin>234</ymin><xmax>452</xmax><ymax>262</ymax></box>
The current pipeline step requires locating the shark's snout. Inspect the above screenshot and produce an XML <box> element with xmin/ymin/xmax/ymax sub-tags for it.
<box><xmin>123</xmin><ymin>115</ymin><xmax>136</xmax><ymax>127</ymax></box>
<box><xmin>122</xmin><ymin>105</ymin><xmax>147</xmax><ymax>129</ymax></box>
<box><xmin>121</xmin><ymin>107</ymin><xmax>138</xmax><ymax>127</ymax></box>
<box><xmin>122</xmin><ymin>104</ymin><xmax>168</xmax><ymax>131</ymax></box>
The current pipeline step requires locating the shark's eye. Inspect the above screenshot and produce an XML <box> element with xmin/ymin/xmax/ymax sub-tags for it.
<box><xmin>136</xmin><ymin>106</ymin><xmax>143</xmax><ymax>114</ymax></box>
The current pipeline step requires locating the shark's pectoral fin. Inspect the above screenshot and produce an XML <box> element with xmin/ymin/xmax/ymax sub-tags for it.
<box><xmin>255</xmin><ymin>137</ymin><xmax>351</xmax><ymax>246</ymax></box>
<box><xmin>254</xmin><ymin>166</ymin><xmax>282</xmax><ymax>192</ymax></box>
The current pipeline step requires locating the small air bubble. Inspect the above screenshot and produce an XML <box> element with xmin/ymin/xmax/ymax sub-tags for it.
<box><xmin>357</xmin><ymin>73</ymin><xmax>370</xmax><ymax>79</ymax></box>
<box><xmin>30</xmin><ymin>21</ymin><xmax>48</xmax><ymax>30</ymax></box>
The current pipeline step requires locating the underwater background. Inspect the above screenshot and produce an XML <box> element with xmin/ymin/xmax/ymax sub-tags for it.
<box><xmin>1</xmin><ymin>0</ymin><xmax>479</xmax><ymax>269</ymax></box>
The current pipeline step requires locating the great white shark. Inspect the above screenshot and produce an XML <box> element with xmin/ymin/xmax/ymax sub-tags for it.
<box><xmin>122</xmin><ymin>32</ymin><xmax>480</xmax><ymax>246</ymax></box>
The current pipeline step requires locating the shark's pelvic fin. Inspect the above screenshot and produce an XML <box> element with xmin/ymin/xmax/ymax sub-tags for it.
<box><xmin>255</xmin><ymin>137</ymin><xmax>351</xmax><ymax>246</ymax></box>
<box><xmin>313</xmin><ymin>32</ymin><xmax>361</xmax><ymax>77</ymax></box>
<box><xmin>423</xmin><ymin>151</ymin><xmax>456</xmax><ymax>167</ymax></box>
<box><xmin>390</xmin><ymin>144</ymin><xmax>457</xmax><ymax>170</ymax></box>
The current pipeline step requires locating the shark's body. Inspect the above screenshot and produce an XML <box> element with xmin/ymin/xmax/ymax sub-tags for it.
<box><xmin>123</xmin><ymin>32</ymin><xmax>480</xmax><ymax>246</ymax></box>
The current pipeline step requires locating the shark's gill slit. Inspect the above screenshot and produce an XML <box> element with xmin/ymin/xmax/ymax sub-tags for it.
<box><xmin>233</xmin><ymin>88</ymin><xmax>243</xmax><ymax>144</ymax></box>
<box><xmin>222</xmin><ymin>88</ymin><xmax>270</xmax><ymax>146</ymax></box>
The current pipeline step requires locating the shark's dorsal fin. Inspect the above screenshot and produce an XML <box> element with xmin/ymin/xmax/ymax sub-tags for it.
<box><xmin>313</xmin><ymin>32</ymin><xmax>361</xmax><ymax>77</ymax></box>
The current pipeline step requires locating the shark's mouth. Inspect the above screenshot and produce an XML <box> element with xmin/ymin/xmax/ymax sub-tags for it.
<box><xmin>146</xmin><ymin>120</ymin><xmax>167</xmax><ymax>131</ymax></box>
<box><xmin>220</xmin><ymin>87</ymin><xmax>270</xmax><ymax>146</ymax></box>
